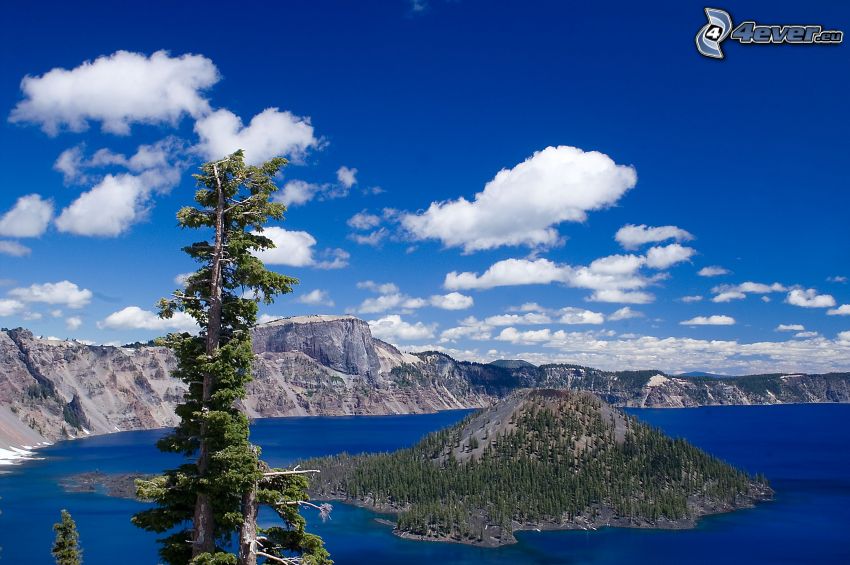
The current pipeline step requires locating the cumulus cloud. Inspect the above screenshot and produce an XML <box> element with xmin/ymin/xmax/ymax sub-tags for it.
<box><xmin>608</xmin><ymin>306</ymin><xmax>643</xmax><ymax>321</ymax></box>
<box><xmin>698</xmin><ymin>266</ymin><xmax>730</xmax><ymax>277</ymax></box>
<box><xmin>558</xmin><ymin>307</ymin><xmax>605</xmax><ymax>324</ymax></box>
<box><xmin>827</xmin><ymin>276</ymin><xmax>847</xmax><ymax>283</ymax></box>
<box><xmin>10</xmin><ymin>50</ymin><xmax>218</xmax><ymax>135</ymax></box>
<box><xmin>711</xmin><ymin>281</ymin><xmax>786</xmax><ymax>303</ymax></box>
<box><xmin>0</xmin><ymin>299</ymin><xmax>25</xmax><ymax>316</ymax></box>
<box><xmin>275</xmin><ymin>180</ymin><xmax>322</xmax><ymax>207</ymax></box>
<box><xmin>785</xmin><ymin>288</ymin><xmax>836</xmax><ymax>308</ymax></box>
<box><xmin>429</xmin><ymin>292</ymin><xmax>474</xmax><ymax>310</ymax></box>
<box><xmin>0</xmin><ymin>241</ymin><xmax>31</xmax><ymax>257</ymax></box>
<box><xmin>402</xmin><ymin>146</ymin><xmax>637</xmax><ymax>252</ymax></box>
<box><xmin>336</xmin><ymin>166</ymin><xmax>357</xmax><ymax>188</ymax></box>
<box><xmin>357</xmin><ymin>281</ymin><xmax>400</xmax><ymax>294</ymax></box>
<box><xmin>588</xmin><ymin>289</ymin><xmax>655</xmax><ymax>304</ymax></box>
<box><xmin>679</xmin><ymin>295</ymin><xmax>703</xmax><ymax>303</ymax></box>
<box><xmin>55</xmin><ymin>168</ymin><xmax>179</xmax><ymax>236</ymax></box>
<box><xmin>776</xmin><ymin>324</ymin><xmax>804</xmax><ymax>332</ymax></box>
<box><xmin>65</xmin><ymin>316</ymin><xmax>82</xmax><ymax>330</ymax></box>
<box><xmin>0</xmin><ymin>194</ymin><xmax>53</xmax><ymax>237</ymax></box>
<box><xmin>368</xmin><ymin>315</ymin><xmax>435</xmax><ymax>342</ymax></box>
<box><xmin>644</xmin><ymin>243</ymin><xmax>695</xmax><ymax>269</ymax></box>
<box><xmin>252</xmin><ymin>227</ymin><xmax>347</xmax><ymax>269</ymax></box>
<box><xmin>348</xmin><ymin>211</ymin><xmax>382</xmax><ymax>230</ymax></box>
<box><xmin>680</xmin><ymin>315</ymin><xmax>736</xmax><ymax>326</ymax></box>
<box><xmin>99</xmin><ymin>306</ymin><xmax>198</xmax><ymax>332</ymax></box>
<box><xmin>8</xmin><ymin>280</ymin><xmax>92</xmax><ymax>308</ymax></box>
<box><xmin>614</xmin><ymin>224</ymin><xmax>693</xmax><ymax>250</ymax></box>
<box><xmin>445</xmin><ymin>257</ymin><xmax>655</xmax><ymax>303</ymax></box>
<box><xmin>194</xmin><ymin>108</ymin><xmax>318</xmax><ymax>165</ymax></box>
<box><xmin>349</xmin><ymin>228</ymin><xmax>389</xmax><ymax>247</ymax></box>
<box><xmin>296</xmin><ymin>289</ymin><xmax>334</xmax><ymax>307</ymax></box>
<box><xmin>827</xmin><ymin>304</ymin><xmax>850</xmax><ymax>316</ymax></box>
<box><xmin>445</xmin><ymin>258</ymin><xmax>570</xmax><ymax>290</ymax></box>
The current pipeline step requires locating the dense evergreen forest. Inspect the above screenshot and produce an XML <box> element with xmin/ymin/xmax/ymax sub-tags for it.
<box><xmin>304</xmin><ymin>390</ymin><xmax>772</xmax><ymax>545</ymax></box>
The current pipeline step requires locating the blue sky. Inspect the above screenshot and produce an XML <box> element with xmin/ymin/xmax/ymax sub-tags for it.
<box><xmin>1</xmin><ymin>0</ymin><xmax>848</xmax><ymax>374</ymax></box>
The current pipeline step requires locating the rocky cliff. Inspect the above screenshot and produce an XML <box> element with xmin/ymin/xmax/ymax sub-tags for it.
<box><xmin>1</xmin><ymin>316</ymin><xmax>848</xmax><ymax>451</ymax></box>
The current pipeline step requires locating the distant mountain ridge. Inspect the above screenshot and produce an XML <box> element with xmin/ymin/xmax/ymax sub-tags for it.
<box><xmin>2</xmin><ymin>315</ymin><xmax>849</xmax><ymax>450</ymax></box>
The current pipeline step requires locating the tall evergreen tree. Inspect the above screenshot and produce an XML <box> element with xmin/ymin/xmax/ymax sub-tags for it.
<box><xmin>52</xmin><ymin>509</ymin><xmax>81</xmax><ymax>565</ymax></box>
<box><xmin>132</xmin><ymin>151</ymin><xmax>331</xmax><ymax>564</ymax></box>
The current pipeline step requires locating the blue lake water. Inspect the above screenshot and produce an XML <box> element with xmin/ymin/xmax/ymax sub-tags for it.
<box><xmin>1</xmin><ymin>404</ymin><xmax>849</xmax><ymax>564</ymax></box>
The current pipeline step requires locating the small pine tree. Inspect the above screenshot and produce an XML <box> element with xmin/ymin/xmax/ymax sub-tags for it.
<box><xmin>52</xmin><ymin>509</ymin><xmax>81</xmax><ymax>565</ymax></box>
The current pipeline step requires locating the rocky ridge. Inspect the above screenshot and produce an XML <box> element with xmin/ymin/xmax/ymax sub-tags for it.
<box><xmin>1</xmin><ymin>315</ymin><xmax>848</xmax><ymax>452</ymax></box>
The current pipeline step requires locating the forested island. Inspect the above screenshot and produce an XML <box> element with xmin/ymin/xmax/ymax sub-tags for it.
<box><xmin>304</xmin><ymin>390</ymin><xmax>773</xmax><ymax>546</ymax></box>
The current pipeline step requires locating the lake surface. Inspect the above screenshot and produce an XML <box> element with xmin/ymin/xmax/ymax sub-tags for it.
<box><xmin>1</xmin><ymin>404</ymin><xmax>849</xmax><ymax>564</ymax></box>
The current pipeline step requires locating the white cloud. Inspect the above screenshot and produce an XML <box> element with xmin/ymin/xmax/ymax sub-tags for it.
<box><xmin>253</xmin><ymin>227</ymin><xmax>316</xmax><ymax>266</ymax></box>
<box><xmin>445</xmin><ymin>257</ymin><xmax>654</xmax><ymax>303</ymax></box>
<box><xmin>0</xmin><ymin>241</ymin><xmax>31</xmax><ymax>257</ymax></box>
<box><xmin>65</xmin><ymin>316</ymin><xmax>82</xmax><ymax>331</ymax></box>
<box><xmin>827</xmin><ymin>276</ymin><xmax>847</xmax><ymax>283</ymax></box>
<box><xmin>698</xmin><ymin>265</ymin><xmax>730</xmax><ymax>277</ymax></box>
<box><xmin>0</xmin><ymin>299</ymin><xmax>25</xmax><ymax>316</ymax></box>
<box><xmin>99</xmin><ymin>306</ymin><xmax>198</xmax><ymax>332</ymax></box>
<box><xmin>588</xmin><ymin>254</ymin><xmax>645</xmax><ymax>275</ymax></box>
<box><xmin>357</xmin><ymin>281</ymin><xmax>400</xmax><ymax>294</ymax></box>
<box><xmin>336</xmin><ymin>166</ymin><xmax>357</xmax><ymax>188</ymax></box>
<box><xmin>55</xmin><ymin>168</ymin><xmax>178</xmax><ymax>236</ymax></box>
<box><xmin>680</xmin><ymin>295</ymin><xmax>703</xmax><ymax>303</ymax></box>
<box><xmin>0</xmin><ymin>194</ymin><xmax>53</xmax><ymax>237</ymax></box>
<box><xmin>681</xmin><ymin>315</ymin><xmax>736</xmax><ymax>326</ymax></box>
<box><xmin>252</xmin><ymin>227</ymin><xmax>346</xmax><ymax>269</ymax></box>
<box><xmin>350</xmin><ymin>229</ymin><xmax>389</xmax><ymax>247</ymax></box>
<box><xmin>794</xmin><ymin>331</ymin><xmax>819</xmax><ymax>338</ymax></box>
<box><xmin>8</xmin><ymin>281</ymin><xmax>92</xmax><ymax>308</ymax></box>
<box><xmin>839</xmin><ymin>331</ymin><xmax>850</xmax><ymax>342</ymax></box>
<box><xmin>11</xmin><ymin>50</ymin><xmax>218</xmax><ymax>135</ymax></box>
<box><xmin>785</xmin><ymin>288</ymin><xmax>836</xmax><ymax>308</ymax></box>
<box><xmin>315</xmin><ymin>248</ymin><xmax>350</xmax><ymax>270</ymax></box>
<box><xmin>776</xmin><ymin>324</ymin><xmax>804</xmax><ymax>332</ymax></box>
<box><xmin>276</xmin><ymin>180</ymin><xmax>322</xmax><ymax>207</ymax></box>
<box><xmin>558</xmin><ymin>307</ymin><xmax>605</xmax><ymax>324</ymax></box>
<box><xmin>827</xmin><ymin>304</ymin><xmax>850</xmax><ymax>316</ymax></box>
<box><xmin>56</xmin><ymin>138</ymin><xmax>185</xmax><ymax>185</ymax></box>
<box><xmin>296</xmin><ymin>289</ymin><xmax>334</xmax><ymax>307</ymax></box>
<box><xmin>483</xmin><ymin>313</ymin><xmax>552</xmax><ymax>326</ymax></box>
<box><xmin>174</xmin><ymin>272</ymin><xmax>193</xmax><ymax>286</ymax></box>
<box><xmin>712</xmin><ymin>291</ymin><xmax>746</xmax><ymax>303</ymax></box>
<box><xmin>368</xmin><ymin>315</ymin><xmax>435</xmax><ymax>342</ymax></box>
<box><xmin>588</xmin><ymin>290</ymin><xmax>654</xmax><ymax>304</ymax></box>
<box><xmin>496</xmin><ymin>327</ymin><xmax>556</xmax><ymax>344</ymax></box>
<box><xmin>608</xmin><ymin>307</ymin><xmax>643</xmax><ymax>321</ymax></box>
<box><xmin>711</xmin><ymin>281</ymin><xmax>786</xmax><ymax>303</ymax></box>
<box><xmin>644</xmin><ymin>243</ymin><xmax>695</xmax><ymax>269</ymax></box>
<box><xmin>357</xmin><ymin>293</ymin><xmax>426</xmax><ymax>314</ymax></box>
<box><xmin>445</xmin><ymin>258</ymin><xmax>573</xmax><ymax>290</ymax></box>
<box><xmin>402</xmin><ymin>146</ymin><xmax>637</xmax><ymax>252</ymax></box>
<box><xmin>348</xmin><ymin>211</ymin><xmax>382</xmax><ymax>230</ymax></box>
<box><xmin>429</xmin><ymin>292</ymin><xmax>474</xmax><ymax>310</ymax></box>
<box><xmin>615</xmin><ymin>224</ymin><xmax>693</xmax><ymax>250</ymax></box>
<box><xmin>194</xmin><ymin>108</ymin><xmax>317</xmax><ymax>165</ymax></box>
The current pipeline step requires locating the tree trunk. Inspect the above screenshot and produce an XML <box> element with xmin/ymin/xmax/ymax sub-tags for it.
<box><xmin>193</xmin><ymin>162</ymin><xmax>226</xmax><ymax>557</ymax></box>
<box><xmin>238</xmin><ymin>483</ymin><xmax>259</xmax><ymax>565</ymax></box>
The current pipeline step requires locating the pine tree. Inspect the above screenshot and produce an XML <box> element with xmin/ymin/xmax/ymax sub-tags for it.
<box><xmin>52</xmin><ymin>509</ymin><xmax>81</xmax><ymax>565</ymax></box>
<box><xmin>132</xmin><ymin>151</ymin><xmax>331</xmax><ymax>564</ymax></box>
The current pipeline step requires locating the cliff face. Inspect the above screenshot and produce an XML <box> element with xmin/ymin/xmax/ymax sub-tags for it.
<box><xmin>1</xmin><ymin>317</ymin><xmax>848</xmax><ymax>450</ymax></box>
